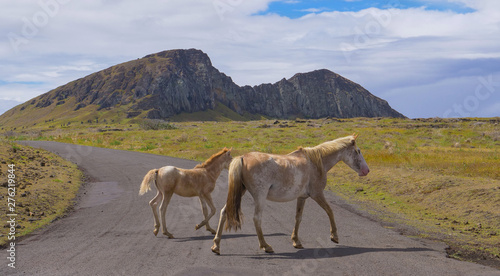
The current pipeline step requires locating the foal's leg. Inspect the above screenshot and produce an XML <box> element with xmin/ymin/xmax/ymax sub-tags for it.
<box><xmin>291</xmin><ymin>197</ymin><xmax>307</xmax><ymax>248</ymax></box>
<box><xmin>311</xmin><ymin>193</ymin><xmax>339</xmax><ymax>243</ymax></box>
<box><xmin>253</xmin><ymin>196</ymin><xmax>274</xmax><ymax>253</ymax></box>
<box><xmin>195</xmin><ymin>196</ymin><xmax>208</xmax><ymax>230</ymax></box>
<box><xmin>211</xmin><ymin>204</ymin><xmax>227</xmax><ymax>255</ymax></box>
<box><xmin>203</xmin><ymin>194</ymin><xmax>217</xmax><ymax>234</ymax></box>
<box><xmin>159</xmin><ymin>192</ymin><xmax>174</xmax><ymax>238</ymax></box>
<box><xmin>195</xmin><ymin>194</ymin><xmax>216</xmax><ymax>234</ymax></box>
<box><xmin>149</xmin><ymin>191</ymin><xmax>162</xmax><ymax>236</ymax></box>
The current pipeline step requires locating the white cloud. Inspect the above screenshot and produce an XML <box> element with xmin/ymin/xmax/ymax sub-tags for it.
<box><xmin>0</xmin><ymin>0</ymin><xmax>499</xmax><ymax>118</ymax></box>
<box><xmin>300</xmin><ymin>8</ymin><xmax>326</xmax><ymax>13</ymax></box>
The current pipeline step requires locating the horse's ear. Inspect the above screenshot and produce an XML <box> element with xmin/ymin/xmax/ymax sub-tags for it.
<box><xmin>351</xmin><ymin>133</ymin><xmax>357</xmax><ymax>145</ymax></box>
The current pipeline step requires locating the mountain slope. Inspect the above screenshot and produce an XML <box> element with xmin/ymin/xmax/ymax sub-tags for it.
<box><xmin>0</xmin><ymin>49</ymin><xmax>404</xmax><ymax>128</ymax></box>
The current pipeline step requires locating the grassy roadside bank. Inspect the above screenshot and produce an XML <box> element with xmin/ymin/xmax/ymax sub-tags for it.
<box><xmin>328</xmin><ymin>163</ymin><xmax>499</xmax><ymax>267</ymax></box>
<box><xmin>0</xmin><ymin>139</ymin><xmax>82</xmax><ymax>247</ymax></box>
<box><xmin>3</xmin><ymin>117</ymin><xmax>499</xmax><ymax>267</ymax></box>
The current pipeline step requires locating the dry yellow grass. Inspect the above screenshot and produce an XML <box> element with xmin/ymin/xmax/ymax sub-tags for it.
<box><xmin>0</xmin><ymin>139</ymin><xmax>82</xmax><ymax>247</ymax></box>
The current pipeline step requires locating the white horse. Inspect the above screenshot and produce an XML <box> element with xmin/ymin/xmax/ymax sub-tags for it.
<box><xmin>212</xmin><ymin>134</ymin><xmax>369</xmax><ymax>254</ymax></box>
<box><xmin>140</xmin><ymin>148</ymin><xmax>232</xmax><ymax>238</ymax></box>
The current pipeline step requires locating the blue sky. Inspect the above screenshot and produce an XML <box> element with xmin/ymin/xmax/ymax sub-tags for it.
<box><xmin>259</xmin><ymin>0</ymin><xmax>475</xmax><ymax>18</ymax></box>
<box><xmin>0</xmin><ymin>80</ymin><xmax>43</xmax><ymax>86</ymax></box>
<box><xmin>0</xmin><ymin>0</ymin><xmax>499</xmax><ymax>118</ymax></box>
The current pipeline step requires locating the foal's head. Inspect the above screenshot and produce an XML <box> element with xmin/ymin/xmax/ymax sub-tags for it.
<box><xmin>195</xmin><ymin>147</ymin><xmax>233</xmax><ymax>169</ymax></box>
<box><xmin>220</xmin><ymin>147</ymin><xmax>233</xmax><ymax>169</ymax></box>
<box><xmin>342</xmin><ymin>134</ymin><xmax>370</xmax><ymax>176</ymax></box>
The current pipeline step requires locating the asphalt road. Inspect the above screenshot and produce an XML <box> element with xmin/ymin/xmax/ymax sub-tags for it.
<box><xmin>2</xmin><ymin>141</ymin><xmax>499</xmax><ymax>276</ymax></box>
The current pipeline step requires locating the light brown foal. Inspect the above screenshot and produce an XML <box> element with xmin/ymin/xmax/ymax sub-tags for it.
<box><xmin>140</xmin><ymin>148</ymin><xmax>232</xmax><ymax>238</ymax></box>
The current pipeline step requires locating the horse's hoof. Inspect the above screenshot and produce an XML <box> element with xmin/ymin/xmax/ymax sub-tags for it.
<box><xmin>211</xmin><ymin>245</ymin><xmax>220</xmax><ymax>255</ymax></box>
<box><xmin>153</xmin><ymin>229</ymin><xmax>159</xmax><ymax>236</ymax></box>
<box><xmin>262</xmin><ymin>245</ymin><xmax>274</xmax><ymax>253</ymax></box>
<box><xmin>265</xmin><ymin>248</ymin><xmax>274</xmax><ymax>253</ymax></box>
<box><xmin>292</xmin><ymin>238</ymin><xmax>303</xmax><ymax>249</ymax></box>
<box><xmin>331</xmin><ymin>235</ymin><xmax>339</xmax><ymax>244</ymax></box>
<box><xmin>195</xmin><ymin>224</ymin><xmax>201</xmax><ymax>230</ymax></box>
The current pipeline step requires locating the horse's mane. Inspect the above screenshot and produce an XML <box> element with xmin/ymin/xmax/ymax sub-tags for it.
<box><xmin>195</xmin><ymin>147</ymin><xmax>230</xmax><ymax>169</ymax></box>
<box><xmin>298</xmin><ymin>136</ymin><xmax>355</xmax><ymax>176</ymax></box>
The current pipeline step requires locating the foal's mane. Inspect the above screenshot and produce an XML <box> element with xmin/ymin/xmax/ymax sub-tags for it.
<box><xmin>298</xmin><ymin>135</ymin><xmax>355</xmax><ymax>176</ymax></box>
<box><xmin>195</xmin><ymin>147</ymin><xmax>230</xmax><ymax>169</ymax></box>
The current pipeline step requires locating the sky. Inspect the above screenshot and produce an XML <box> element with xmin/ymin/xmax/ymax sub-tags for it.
<box><xmin>1</xmin><ymin>0</ymin><xmax>499</xmax><ymax>118</ymax></box>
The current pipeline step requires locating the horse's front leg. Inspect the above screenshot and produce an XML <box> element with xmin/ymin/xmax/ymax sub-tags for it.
<box><xmin>211</xmin><ymin>204</ymin><xmax>227</xmax><ymax>255</ymax></box>
<box><xmin>311</xmin><ymin>193</ymin><xmax>338</xmax><ymax>243</ymax></box>
<box><xmin>195</xmin><ymin>194</ymin><xmax>216</xmax><ymax>234</ymax></box>
<box><xmin>253</xmin><ymin>197</ymin><xmax>274</xmax><ymax>253</ymax></box>
<box><xmin>291</xmin><ymin>197</ymin><xmax>307</xmax><ymax>249</ymax></box>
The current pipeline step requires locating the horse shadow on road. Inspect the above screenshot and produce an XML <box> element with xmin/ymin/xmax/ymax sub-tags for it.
<box><xmin>173</xmin><ymin>233</ymin><xmax>286</xmax><ymax>242</ymax></box>
<box><xmin>172</xmin><ymin>233</ymin><xmax>433</xmax><ymax>260</ymax></box>
<box><xmin>247</xmin><ymin>245</ymin><xmax>433</xmax><ymax>260</ymax></box>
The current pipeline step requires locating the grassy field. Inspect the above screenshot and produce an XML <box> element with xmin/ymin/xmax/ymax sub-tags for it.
<box><xmin>3</xmin><ymin>117</ymin><xmax>499</xmax><ymax>266</ymax></box>
<box><xmin>0</xmin><ymin>138</ymin><xmax>82</xmax><ymax>247</ymax></box>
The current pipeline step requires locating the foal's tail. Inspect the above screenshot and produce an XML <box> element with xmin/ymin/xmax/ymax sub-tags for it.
<box><xmin>139</xmin><ymin>169</ymin><xmax>159</xmax><ymax>195</ymax></box>
<box><xmin>225</xmin><ymin>156</ymin><xmax>245</xmax><ymax>232</ymax></box>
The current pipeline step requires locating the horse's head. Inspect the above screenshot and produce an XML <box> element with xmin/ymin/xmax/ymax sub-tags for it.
<box><xmin>342</xmin><ymin>134</ymin><xmax>370</xmax><ymax>176</ymax></box>
<box><xmin>221</xmin><ymin>147</ymin><xmax>233</xmax><ymax>169</ymax></box>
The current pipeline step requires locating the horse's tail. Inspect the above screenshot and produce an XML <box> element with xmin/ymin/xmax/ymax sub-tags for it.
<box><xmin>139</xmin><ymin>169</ymin><xmax>159</xmax><ymax>195</ymax></box>
<box><xmin>225</xmin><ymin>156</ymin><xmax>245</xmax><ymax>232</ymax></box>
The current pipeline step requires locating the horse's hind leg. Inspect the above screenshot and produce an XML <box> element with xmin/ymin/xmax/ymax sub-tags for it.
<box><xmin>195</xmin><ymin>193</ymin><xmax>216</xmax><ymax>234</ymax></box>
<box><xmin>311</xmin><ymin>193</ymin><xmax>338</xmax><ymax>243</ymax></box>
<box><xmin>159</xmin><ymin>192</ymin><xmax>174</xmax><ymax>239</ymax></box>
<box><xmin>149</xmin><ymin>191</ymin><xmax>162</xmax><ymax>236</ymax></box>
<box><xmin>253</xmin><ymin>196</ymin><xmax>274</xmax><ymax>253</ymax></box>
<box><xmin>211</xmin><ymin>204</ymin><xmax>227</xmax><ymax>255</ymax></box>
<box><xmin>291</xmin><ymin>197</ymin><xmax>307</xmax><ymax>249</ymax></box>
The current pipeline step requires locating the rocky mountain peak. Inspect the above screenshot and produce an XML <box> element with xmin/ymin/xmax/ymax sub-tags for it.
<box><xmin>0</xmin><ymin>49</ymin><xmax>405</xmax><ymax>127</ymax></box>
